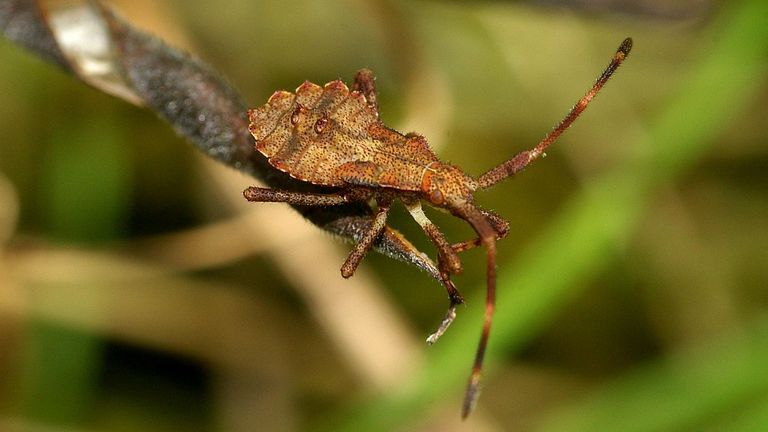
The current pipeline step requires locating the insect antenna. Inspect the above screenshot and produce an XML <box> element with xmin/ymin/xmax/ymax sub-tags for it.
<box><xmin>476</xmin><ymin>37</ymin><xmax>633</xmax><ymax>190</ymax></box>
<box><xmin>454</xmin><ymin>203</ymin><xmax>498</xmax><ymax>419</ymax></box>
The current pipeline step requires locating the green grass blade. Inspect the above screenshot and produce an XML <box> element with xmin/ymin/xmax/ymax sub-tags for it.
<box><xmin>539</xmin><ymin>315</ymin><xmax>768</xmax><ymax>432</ymax></box>
<box><xmin>324</xmin><ymin>0</ymin><xmax>768</xmax><ymax>429</ymax></box>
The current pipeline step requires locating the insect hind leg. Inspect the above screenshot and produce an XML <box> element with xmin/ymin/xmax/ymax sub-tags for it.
<box><xmin>243</xmin><ymin>186</ymin><xmax>350</xmax><ymax>206</ymax></box>
<box><xmin>244</xmin><ymin>185</ymin><xmax>392</xmax><ymax>281</ymax></box>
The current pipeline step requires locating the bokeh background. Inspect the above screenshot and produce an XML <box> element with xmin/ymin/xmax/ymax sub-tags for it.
<box><xmin>1</xmin><ymin>0</ymin><xmax>767</xmax><ymax>431</ymax></box>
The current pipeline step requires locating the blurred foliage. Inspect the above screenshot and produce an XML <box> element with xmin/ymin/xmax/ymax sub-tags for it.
<box><xmin>1</xmin><ymin>0</ymin><xmax>767</xmax><ymax>431</ymax></box>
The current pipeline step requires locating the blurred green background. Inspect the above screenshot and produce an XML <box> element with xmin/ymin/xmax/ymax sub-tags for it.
<box><xmin>1</xmin><ymin>0</ymin><xmax>767</xmax><ymax>431</ymax></box>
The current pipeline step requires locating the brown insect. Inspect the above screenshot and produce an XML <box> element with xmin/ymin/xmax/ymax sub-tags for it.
<box><xmin>245</xmin><ymin>38</ymin><xmax>632</xmax><ymax>417</ymax></box>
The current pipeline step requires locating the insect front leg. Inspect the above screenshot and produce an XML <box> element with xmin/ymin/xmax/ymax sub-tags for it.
<box><xmin>451</xmin><ymin>208</ymin><xmax>510</xmax><ymax>253</ymax></box>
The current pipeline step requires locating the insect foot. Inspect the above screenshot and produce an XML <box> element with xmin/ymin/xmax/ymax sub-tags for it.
<box><xmin>244</xmin><ymin>37</ymin><xmax>632</xmax><ymax>418</ymax></box>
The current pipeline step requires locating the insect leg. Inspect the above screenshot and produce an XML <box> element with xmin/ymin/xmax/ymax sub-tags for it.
<box><xmin>404</xmin><ymin>201</ymin><xmax>465</xmax><ymax>298</ymax></box>
<box><xmin>425</xmin><ymin>276</ymin><xmax>461</xmax><ymax>346</ymax></box>
<box><xmin>475</xmin><ymin>38</ymin><xmax>632</xmax><ymax>189</ymax></box>
<box><xmin>406</xmin><ymin>202</ymin><xmax>463</xmax><ymax>275</ymax></box>
<box><xmin>405</xmin><ymin>201</ymin><xmax>466</xmax><ymax>344</ymax></box>
<box><xmin>451</xmin><ymin>208</ymin><xmax>510</xmax><ymax>253</ymax></box>
<box><xmin>352</xmin><ymin>68</ymin><xmax>379</xmax><ymax>116</ymax></box>
<box><xmin>340</xmin><ymin>201</ymin><xmax>391</xmax><ymax>278</ymax></box>
<box><xmin>243</xmin><ymin>186</ymin><xmax>350</xmax><ymax>206</ymax></box>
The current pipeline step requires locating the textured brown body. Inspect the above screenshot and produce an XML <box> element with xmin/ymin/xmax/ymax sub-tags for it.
<box><xmin>249</xmin><ymin>80</ymin><xmax>455</xmax><ymax>192</ymax></box>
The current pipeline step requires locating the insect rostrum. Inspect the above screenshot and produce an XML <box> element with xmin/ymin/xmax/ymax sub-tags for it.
<box><xmin>244</xmin><ymin>38</ymin><xmax>633</xmax><ymax>418</ymax></box>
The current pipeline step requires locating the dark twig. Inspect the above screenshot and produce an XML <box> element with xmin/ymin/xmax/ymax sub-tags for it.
<box><xmin>0</xmin><ymin>0</ymin><xmax>444</xmax><ymax>281</ymax></box>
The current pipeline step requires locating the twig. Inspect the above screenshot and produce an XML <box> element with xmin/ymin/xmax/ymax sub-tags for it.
<box><xmin>0</xmin><ymin>0</ymin><xmax>443</xmax><ymax>281</ymax></box>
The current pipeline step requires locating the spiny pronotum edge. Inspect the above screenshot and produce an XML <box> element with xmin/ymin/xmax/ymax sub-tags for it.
<box><xmin>244</xmin><ymin>37</ymin><xmax>632</xmax><ymax>418</ymax></box>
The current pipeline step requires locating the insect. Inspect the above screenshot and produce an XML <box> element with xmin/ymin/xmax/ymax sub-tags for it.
<box><xmin>244</xmin><ymin>38</ymin><xmax>632</xmax><ymax>417</ymax></box>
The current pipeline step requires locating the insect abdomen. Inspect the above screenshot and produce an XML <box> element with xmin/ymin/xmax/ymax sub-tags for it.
<box><xmin>248</xmin><ymin>78</ymin><xmax>440</xmax><ymax>190</ymax></box>
<box><xmin>249</xmin><ymin>80</ymin><xmax>378</xmax><ymax>185</ymax></box>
